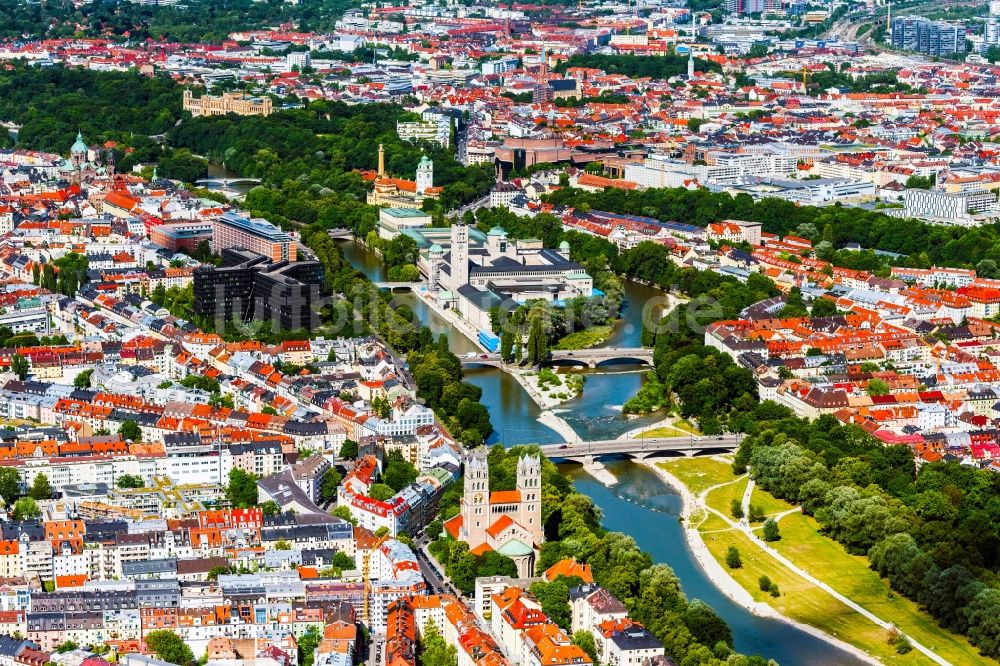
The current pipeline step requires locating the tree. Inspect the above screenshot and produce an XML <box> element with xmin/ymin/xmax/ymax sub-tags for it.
<box><xmin>226</xmin><ymin>469</ymin><xmax>258</xmax><ymax>508</ymax></box>
<box><xmin>747</xmin><ymin>504</ymin><xmax>764</xmax><ymax>523</ymax></box>
<box><xmin>9</xmin><ymin>354</ymin><xmax>28</xmax><ymax>381</ymax></box>
<box><xmin>28</xmin><ymin>473</ymin><xmax>52</xmax><ymax>500</ymax></box>
<box><xmin>368</xmin><ymin>483</ymin><xmax>395</xmax><ymax>501</ymax></box>
<box><xmin>530</xmin><ymin>580</ymin><xmax>571</xmax><ymax>629</ymax></box>
<box><xmin>117</xmin><ymin>474</ymin><xmax>145</xmax><ymax>489</ymax></box>
<box><xmin>118</xmin><ymin>420</ymin><xmax>142</xmax><ymax>442</ymax></box>
<box><xmin>683</xmin><ymin>599</ymin><xmax>733</xmax><ymax>648</ymax></box>
<box><xmin>420</xmin><ymin>621</ymin><xmax>457</xmax><ymax>666</ymax></box>
<box><xmin>331</xmin><ymin>505</ymin><xmax>357</xmax><ymax>524</ymax></box>
<box><xmin>12</xmin><ymin>497</ymin><xmax>39</xmax><ymax>521</ymax></box>
<box><xmin>206</xmin><ymin>565</ymin><xmax>231</xmax><ymax>581</ymax></box>
<box><xmin>730</xmin><ymin>498</ymin><xmax>744</xmax><ymax>519</ymax></box>
<box><xmin>762</xmin><ymin>518</ymin><xmax>781</xmax><ymax>542</ymax></box>
<box><xmin>725</xmin><ymin>546</ymin><xmax>742</xmax><ymax>569</ymax></box>
<box><xmin>274</xmin><ymin>539</ymin><xmax>292</xmax><ymax>550</ymax></box>
<box><xmin>500</xmin><ymin>329</ymin><xmax>514</xmax><ymax>362</ymax></box>
<box><xmin>320</xmin><ymin>468</ymin><xmax>342</xmax><ymax>503</ymax></box>
<box><xmin>866</xmin><ymin>379</ymin><xmax>890</xmax><ymax>396</ymax></box>
<box><xmin>571</xmin><ymin>631</ymin><xmax>598</xmax><ymax>664</ymax></box>
<box><xmin>527</xmin><ymin>315</ymin><xmax>547</xmax><ymax>365</ymax></box>
<box><xmin>0</xmin><ymin>468</ymin><xmax>21</xmax><ymax>506</ymax></box>
<box><xmin>73</xmin><ymin>369</ymin><xmax>94</xmax><ymax>389</ymax></box>
<box><xmin>339</xmin><ymin>439</ymin><xmax>358</xmax><ymax>459</ymax></box>
<box><xmin>382</xmin><ymin>450</ymin><xmax>417</xmax><ymax>492</ymax></box>
<box><xmin>811</xmin><ymin>297</ymin><xmax>838</xmax><ymax>318</ymax></box>
<box><xmin>758</xmin><ymin>575</ymin><xmax>773</xmax><ymax>592</ymax></box>
<box><xmin>260</xmin><ymin>500</ymin><xmax>280</xmax><ymax>517</ymax></box>
<box><xmin>297</xmin><ymin>626</ymin><xmax>321</xmax><ymax>666</ymax></box>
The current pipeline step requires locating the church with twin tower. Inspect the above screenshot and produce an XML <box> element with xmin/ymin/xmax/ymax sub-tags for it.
<box><xmin>444</xmin><ymin>451</ymin><xmax>543</xmax><ymax>577</ymax></box>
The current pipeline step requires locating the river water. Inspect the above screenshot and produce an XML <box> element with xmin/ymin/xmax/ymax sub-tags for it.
<box><xmin>339</xmin><ymin>238</ymin><xmax>863</xmax><ymax>665</ymax></box>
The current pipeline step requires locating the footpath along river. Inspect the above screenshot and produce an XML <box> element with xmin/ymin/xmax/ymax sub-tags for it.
<box><xmin>337</xmin><ymin>238</ymin><xmax>864</xmax><ymax>665</ymax></box>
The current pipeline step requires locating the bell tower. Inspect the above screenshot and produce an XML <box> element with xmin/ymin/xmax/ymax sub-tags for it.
<box><xmin>517</xmin><ymin>454</ymin><xmax>542</xmax><ymax>544</ymax></box>
<box><xmin>460</xmin><ymin>450</ymin><xmax>490</xmax><ymax>545</ymax></box>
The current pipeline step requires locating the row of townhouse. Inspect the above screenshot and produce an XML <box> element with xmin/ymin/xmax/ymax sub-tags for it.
<box><xmin>337</xmin><ymin>455</ymin><xmax>457</xmax><ymax>537</ymax></box>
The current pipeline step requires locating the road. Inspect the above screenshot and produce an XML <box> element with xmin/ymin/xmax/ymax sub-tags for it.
<box><xmin>447</xmin><ymin>193</ymin><xmax>491</xmax><ymax>220</ymax></box>
<box><xmin>367</xmin><ymin>632</ymin><xmax>384</xmax><ymax>666</ymax></box>
<box><xmin>414</xmin><ymin>531</ymin><xmax>462</xmax><ymax>598</ymax></box>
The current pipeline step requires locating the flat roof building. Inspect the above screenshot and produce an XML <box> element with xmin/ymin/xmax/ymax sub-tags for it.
<box><xmin>212</xmin><ymin>212</ymin><xmax>294</xmax><ymax>263</ymax></box>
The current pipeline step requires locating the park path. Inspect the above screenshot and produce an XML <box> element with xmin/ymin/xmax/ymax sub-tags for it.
<box><xmin>704</xmin><ymin>473</ymin><xmax>951</xmax><ymax>666</ymax></box>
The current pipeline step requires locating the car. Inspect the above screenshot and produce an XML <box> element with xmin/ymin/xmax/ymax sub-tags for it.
<box><xmin>480</xmin><ymin>354</ymin><xmax>489</xmax><ymax>359</ymax></box>
<box><xmin>559</xmin><ymin>444</ymin><xmax>569</xmax><ymax>449</ymax></box>
<box><xmin>716</xmin><ymin>435</ymin><xmax>725</xmax><ymax>440</ymax></box>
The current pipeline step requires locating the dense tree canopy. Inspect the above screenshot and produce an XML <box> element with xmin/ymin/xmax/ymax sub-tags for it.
<box><xmin>0</xmin><ymin>0</ymin><xmax>362</xmax><ymax>42</ymax></box>
<box><xmin>555</xmin><ymin>53</ymin><xmax>722</xmax><ymax>79</ymax></box>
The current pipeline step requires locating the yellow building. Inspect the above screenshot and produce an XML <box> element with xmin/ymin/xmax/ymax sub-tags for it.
<box><xmin>183</xmin><ymin>90</ymin><xmax>273</xmax><ymax>117</ymax></box>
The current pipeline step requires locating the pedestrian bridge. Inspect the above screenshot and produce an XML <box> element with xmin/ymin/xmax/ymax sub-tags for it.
<box><xmin>536</xmin><ymin>435</ymin><xmax>741</xmax><ymax>463</ymax></box>
<box><xmin>460</xmin><ymin>348</ymin><xmax>653</xmax><ymax>369</ymax></box>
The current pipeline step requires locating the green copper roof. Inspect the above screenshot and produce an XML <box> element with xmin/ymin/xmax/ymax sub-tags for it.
<box><xmin>496</xmin><ymin>538</ymin><xmax>533</xmax><ymax>557</ymax></box>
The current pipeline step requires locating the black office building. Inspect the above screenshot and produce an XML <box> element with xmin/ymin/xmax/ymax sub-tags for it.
<box><xmin>193</xmin><ymin>248</ymin><xmax>324</xmax><ymax>331</ymax></box>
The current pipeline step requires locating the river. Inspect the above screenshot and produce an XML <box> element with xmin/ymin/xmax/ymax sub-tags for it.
<box><xmin>338</xmin><ymin>238</ymin><xmax>864</xmax><ymax>665</ymax></box>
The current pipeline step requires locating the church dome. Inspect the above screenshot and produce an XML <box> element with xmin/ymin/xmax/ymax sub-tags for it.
<box><xmin>559</xmin><ymin>240</ymin><xmax>570</xmax><ymax>250</ymax></box>
<box><xmin>71</xmin><ymin>131</ymin><xmax>88</xmax><ymax>155</ymax></box>
<box><xmin>430</xmin><ymin>243</ymin><xmax>443</xmax><ymax>254</ymax></box>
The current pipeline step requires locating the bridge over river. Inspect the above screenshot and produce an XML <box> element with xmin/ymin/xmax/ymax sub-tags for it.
<box><xmin>461</xmin><ymin>347</ymin><xmax>653</xmax><ymax>369</ymax></box>
<box><xmin>537</xmin><ymin>434</ymin><xmax>741</xmax><ymax>463</ymax></box>
<box><xmin>195</xmin><ymin>177</ymin><xmax>262</xmax><ymax>188</ymax></box>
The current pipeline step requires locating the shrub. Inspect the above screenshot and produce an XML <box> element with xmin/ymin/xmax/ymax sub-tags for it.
<box><xmin>730</xmin><ymin>499</ymin><xmax>744</xmax><ymax>519</ymax></box>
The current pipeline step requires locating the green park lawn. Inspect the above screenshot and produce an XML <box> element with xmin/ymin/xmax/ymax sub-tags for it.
<box><xmin>768</xmin><ymin>512</ymin><xmax>983</xmax><ymax>666</ymax></box>
<box><xmin>639</xmin><ymin>418</ymin><xmax>700</xmax><ymax>439</ymax></box>
<box><xmin>658</xmin><ymin>457</ymin><xmax>737</xmax><ymax>496</ymax></box>
<box><xmin>705</xmin><ymin>476</ymin><xmax>748</xmax><ymax>518</ymax></box>
<box><xmin>748</xmin><ymin>484</ymin><xmax>796</xmax><ymax>516</ymax></box>
<box><xmin>661</xmin><ymin>461</ymin><xmax>974</xmax><ymax>664</ymax></box>
<box><xmin>699</xmin><ymin>528</ymin><xmax>931</xmax><ymax>665</ymax></box>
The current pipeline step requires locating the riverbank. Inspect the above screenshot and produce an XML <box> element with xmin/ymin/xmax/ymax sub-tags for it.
<box><xmin>643</xmin><ymin>461</ymin><xmax>881</xmax><ymax>666</ymax></box>
<box><xmin>407</xmin><ymin>285</ymin><xmax>489</xmax><ymax>353</ymax></box>
<box><xmin>536</xmin><ymin>408</ymin><xmax>579</xmax><ymax>443</ymax></box>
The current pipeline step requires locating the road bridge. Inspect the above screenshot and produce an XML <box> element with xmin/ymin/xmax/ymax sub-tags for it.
<box><xmin>537</xmin><ymin>435</ymin><xmax>740</xmax><ymax>463</ymax></box>
<box><xmin>374</xmin><ymin>281</ymin><xmax>417</xmax><ymax>291</ymax></box>
<box><xmin>195</xmin><ymin>177</ymin><xmax>262</xmax><ymax>187</ymax></box>
<box><xmin>460</xmin><ymin>347</ymin><xmax>653</xmax><ymax>369</ymax></box>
